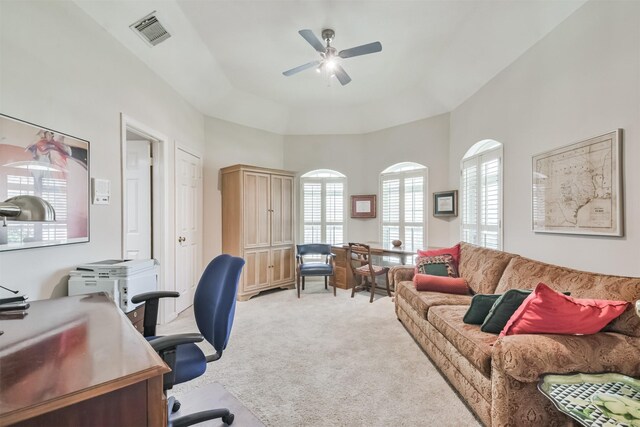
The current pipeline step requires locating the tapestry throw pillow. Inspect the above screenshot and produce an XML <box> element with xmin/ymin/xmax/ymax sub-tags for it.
<box><xmin>415</xmin><ymin>254</ymin><xmax>459</xmax><ymax>278</ymax></box>
<box><xmin>417</xmin><ymin>243</ymin><xmax>460</xmax><ymax>266</ymax></box>
<box><xmin>500</xmin><ymin>282</ymin><xmax>630</xmax><ymax>337</ymax></box>
<box><xmin>413</xmin><ymin>274</ymin><xmax>469</xmax><ymax>295</ymax></box>
<box><xmin>481</xmin><ymin>288</ymin><xmax>571</xmax><ymax>333</ymax></box>
<box><xmin>463</xmin><ymin>294</ymin><xmax>501</xmax><ymax>324</ymax></box>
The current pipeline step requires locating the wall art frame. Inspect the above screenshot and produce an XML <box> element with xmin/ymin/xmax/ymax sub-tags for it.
<box><xmin>433</xmin><ymin>190</ymin><xmax>458</xmax><ymax>217</ymax></box>
<box><xmin>0</xmin><ymin>113</ymin><xmax>90</xmax><ymax>251</ymax></box>
<box><xmin>351</xmin><ymin>194</ymin><xmax>376</xmax><ymax>218</ymax></box>
<box><xmin>532</xmin><ymin>129</ymin><xmax>622</xmax><ymax>236</ymax></box>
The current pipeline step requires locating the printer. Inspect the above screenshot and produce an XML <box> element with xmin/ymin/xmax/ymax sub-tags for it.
<box><xmin>68</xmin><ymin>259</ymin><xmax>158</xmax><ymax>312</ymax></box>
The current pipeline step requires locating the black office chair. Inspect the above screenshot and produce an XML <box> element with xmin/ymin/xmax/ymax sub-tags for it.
<box><xmin>132</xmin><ymin>254</ymin><xmax>245</xmax><ymax>426</ymax></box>
<box><xmin>296</xmin><ymin>244</ymin><xmax>336</xmax><ymax>298</ymax></box>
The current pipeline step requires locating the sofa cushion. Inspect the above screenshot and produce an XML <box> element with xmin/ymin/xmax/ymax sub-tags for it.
<box><xmin>604</xmin><ymin>303</ymin><xmax>640</xmax><ymax>337</ymax></box>
<box><xmin>396</xmin><ymin>281</ymin><xmax>472</xmax><ymax>319</ymax></box>
<box><xmin>500</xmin><ymin>283</ymin><xmax>630</xmax><ymax>337</ymax></box>
<box><xmin>492</xmin><ymin>332</ymin><xmax>640</xmax><ymax>383</ymax></box>
<box><xmin>495</xmin><ymin>256</ymin><xmax>640</xmax><ymax>300</ymax></box>
<box><xmin>428</xmin><ymin>306</ymin><xmax>498</xmax><ymax>377</ymax></box>
<box><xmin>458</xmin><ymin>242</ymin><xmax>517</xmax><ymax>294</ymax></box>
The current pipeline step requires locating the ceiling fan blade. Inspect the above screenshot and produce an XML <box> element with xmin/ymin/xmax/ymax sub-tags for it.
<box><xmin>333</xmin><ymin>65</ymin><xmax>352</xmax><ymax>86</ymax></box>
<box><xmin>282</xmin><ymin>60</ymin><xmax>321</xmax><ymax>76</ymax></box>
<box><xmin>298</xmin><ymin>29</ymin><xmax>326</xmax><ymax>53</ymax></box>
<box><xmin>338</xmin><ymin>41</ymin><xmax>382</xmax><ymax>59</ymax></box>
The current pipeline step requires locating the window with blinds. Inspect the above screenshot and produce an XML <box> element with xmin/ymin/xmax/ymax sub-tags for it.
<box><xmin>300</xmin><ymin>170</ymin><xmax>346</xmax><ymax>246</ymax></box>
<box><xmin>380</xmin><ymin>163</ymin><xmax>427</xmax><ymax>252</ymax></box>
<box><xmin>460</xmin><ymin>144</ymin><xmax>502</xmax><ymax>249</ymax></box>
<box><xmin>6</xmin><ymin>174</ymin><xmax>68</xmax><ymax>244</ymax></box>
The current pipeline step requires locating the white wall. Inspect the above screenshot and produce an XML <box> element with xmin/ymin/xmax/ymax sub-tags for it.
<box><xmin>283</xmin><ymin>113</ymin><xmax>451</xmax><ymax>247</ymax></box>
<box><xmin>203</xmin><ymin>117</ymin><xmax>284</xmax><ymax>262</ymax></box>
<box><xmin>0</xmin><ymin>1</ymin><xmax>205</xmax><ymax>299</ymax></box>
<box><xmin>449</xmin><ymin>0</ymin><xmax>640</xmax><ymax>276</ymax></box>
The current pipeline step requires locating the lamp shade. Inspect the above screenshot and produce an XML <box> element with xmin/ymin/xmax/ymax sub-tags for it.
<box><xmin>0</xmin><ymin>195</ymin><xmax>56</xmax><ymax>222</ymax></box>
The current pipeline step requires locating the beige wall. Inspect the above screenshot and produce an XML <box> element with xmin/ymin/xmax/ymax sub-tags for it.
<box><xmin>0</xmin><ymin>1</ymin><xmax>205</xmax><ymax>299</ymax></box>
<box><xmin>283</xmin><ymin>113</ymin><xmax>451</xmax><ymax>247</ymax></box>
<box><xmin>448</xmin><ymin>0</ymin><xmax>640</xmax><ymax>276</ymax></box>
<box><xmin>202</xmin><ymin>117</ymin><xmax>284</xmax><ymax>262</ymax></box>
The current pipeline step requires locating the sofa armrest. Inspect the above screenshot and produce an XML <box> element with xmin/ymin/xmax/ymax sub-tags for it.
<box><xmin>492</xmin><ymin>332</ymin><xmax>640</xmax><ymax>383</ymax></box>
<box><xmin>388</xmin><ymin>266</ymin><xmax>415</xmax><ymax>288</ymax></box>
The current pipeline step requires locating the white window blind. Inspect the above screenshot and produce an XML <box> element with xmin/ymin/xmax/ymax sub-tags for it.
<box><xmin>6</xmin><ymin>174</ymin><xmax>68</xmax><ymax>243</ymax></box>
<box><xmin>381</xmin><ymin>167</ymin><xmax>426</xmax><ymax>252</ymax></box>
<box><xmin>301</xmin><ymin>172</ymin><xmax>346</xmax><ymax>245</ymax></box>
<box><xmin>461</xmin><ymin>147</ymin><xmax>502</xmax><ymax>249</ymax></box>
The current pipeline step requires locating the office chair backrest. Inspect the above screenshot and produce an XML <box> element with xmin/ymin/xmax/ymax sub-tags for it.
<box><xmin>297</xmin><ymin>244</ymin><xmax>332</xmax><ymax>257</ymax></box>
<box><xmin>193</xmin><ymin>254</ymin><xmax>245</xmax><ymax>353</ymax></box>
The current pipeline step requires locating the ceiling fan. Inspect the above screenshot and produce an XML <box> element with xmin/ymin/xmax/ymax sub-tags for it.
<box><xmin>282</xmin><ymin>29</ymin><xmax>382</xmax><ymax>86</ymax></box>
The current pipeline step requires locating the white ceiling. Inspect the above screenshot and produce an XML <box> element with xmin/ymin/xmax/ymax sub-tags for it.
<box><xmin>74</xmin><ymin>0</ymin><xmax>586</xmax><ymax>135</ymax></box>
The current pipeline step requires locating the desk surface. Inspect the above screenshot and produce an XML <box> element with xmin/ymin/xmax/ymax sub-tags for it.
<box><xmin>332</xmin><ymin>242</ymin><xmax>419</xmax><ymax>256</ymax></box>
<box><xmin>0</xmin><ymin>293</ymin><xmax>169</xmax><ymax>425</ymax></box>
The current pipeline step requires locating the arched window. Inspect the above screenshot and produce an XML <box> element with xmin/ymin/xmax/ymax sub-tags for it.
<box><xmin>300</xmin><ymin>169</ymin><xmax>346</xmax><ymax>245</ymax></box>
<box><xmin>380</xmin><ymin>162</ymin><xmax>427</xmax><ymax>251</ymax></box>
<box><xmin>460</xmin><ymin>140</ymin><xmax>503</xmax><ymax>249</ymax></box>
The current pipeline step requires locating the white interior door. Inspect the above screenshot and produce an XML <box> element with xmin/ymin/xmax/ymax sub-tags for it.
<box><xmin>125</xmin><ymin>140</ymin><xmax>152</xmax><ymax>260</ymax></box>
<box><xmin>175</xmin><ymin>148</ymin><xmax>202</xmax><ymax>313</ymax></box>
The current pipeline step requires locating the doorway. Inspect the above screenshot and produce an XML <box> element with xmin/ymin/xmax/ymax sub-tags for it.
<box><xmin>121</xmin><ymin>114</ymin><xmax>174</xmax><ymax>323</ymax></box>
<box><xmin>125</xmin><ymin>134</ymin><xmax>152</xmax><ymax>260</ymax></box>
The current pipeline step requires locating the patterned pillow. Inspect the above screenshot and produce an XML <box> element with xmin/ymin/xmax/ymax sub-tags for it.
<box><xmin>415</xmin><ymin>254</ymin><xmax>459</xmax><ymax>278</ymax></box>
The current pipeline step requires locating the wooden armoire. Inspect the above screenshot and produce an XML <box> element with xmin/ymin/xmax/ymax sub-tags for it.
<box><xmin>221</xmin><ymin>164</ymin><xmax>296</xmax><ymax>301</ymax></box>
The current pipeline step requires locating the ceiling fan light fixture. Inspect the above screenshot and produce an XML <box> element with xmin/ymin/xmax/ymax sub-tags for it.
<box><xmin>325</xmin><ymin>59</ymin><xmax>336</xmax><ymax>70</ymax></box>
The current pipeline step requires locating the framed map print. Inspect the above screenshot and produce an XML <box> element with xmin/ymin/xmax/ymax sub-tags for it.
<box><xmin>532</xmin><ymin>130</ymin><xmax>622</xmax><ymax>236</ymax></box>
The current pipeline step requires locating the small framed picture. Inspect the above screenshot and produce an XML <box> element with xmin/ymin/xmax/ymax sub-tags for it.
<box><xmin>351</xmin><ymin>195</ymin><xmax>376</xmax><ymax>218</ymax></box>
<box><xmin>433</xmin><ymin>191</ymin><xmax>458</xmax><ymax>217</ymax></box>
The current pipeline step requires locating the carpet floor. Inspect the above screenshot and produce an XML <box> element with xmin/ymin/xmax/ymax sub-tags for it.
<box><xmin>159</xmin><ymin>281</ymin><xmax>481</xmax><ymax>427</ymax></box>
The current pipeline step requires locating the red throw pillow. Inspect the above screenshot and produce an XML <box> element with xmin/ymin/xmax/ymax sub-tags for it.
<box><xmin>414</xmin><ymin>273</ymin><xmax>469</xmax><ymax>295</ymax></box>
<box><xmin>417</xmin><ymin>244</ymin><xmax>460</xmax><ymax>265</ymax></box>
<box><xmin>499</xmin><ymin>282</ymin><xmax>629</xmax><ymax>337</ymax></box>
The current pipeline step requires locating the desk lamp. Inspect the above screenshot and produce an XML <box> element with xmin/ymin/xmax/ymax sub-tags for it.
<box><xmin>0</xmin><ymin>195</ymin><xmax>56</xmax><ymax>226</ymax></box>
<box><xmin>0</xmin><ymin>195</ymin><xmax>55</xmax><ymax>321</ymax></box>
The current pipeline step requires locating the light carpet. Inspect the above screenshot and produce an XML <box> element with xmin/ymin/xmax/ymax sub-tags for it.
<box><xmin>159</xmin><ymin>281</ymin><xmax>481</xmax><ymax>427</ymax></box>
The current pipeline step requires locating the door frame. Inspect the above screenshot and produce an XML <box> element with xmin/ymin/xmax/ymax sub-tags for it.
<box><xmin>174</xmin><ymin>143</ymin><xmax>204</xmax><ymax>313</ymax></box>
<box><xmin>120</xmin><ymin>113</ymin><xmax>172</xmax><ymax>323</ymax></box>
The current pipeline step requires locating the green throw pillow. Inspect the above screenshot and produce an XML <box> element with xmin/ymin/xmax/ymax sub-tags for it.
<box><xmin>481</xmin><ymin>289</ymin><xmax>532</xmax><ymax>333</ymax></box>
<box><xmin>463</xmin><ymin>294</ymin><xmax>501</xmax><ymax>324</ymax></box>
<box><xmin>481</xmin><ymin>289</ymin><xmax>571</xmax><ymax>334</ymax></box>
<box><xmin>415</xmin><ymin>254</ymin><xmax>458</xmax><ymax>277</ymax></box>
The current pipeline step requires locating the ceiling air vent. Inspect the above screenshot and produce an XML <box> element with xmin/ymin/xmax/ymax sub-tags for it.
<box><xmin>130</xmin><ymin>12</ymin><xmax>171</xmax><ymax>47</ymax></box>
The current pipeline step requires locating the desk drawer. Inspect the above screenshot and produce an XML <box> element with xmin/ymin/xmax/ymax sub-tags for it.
<box><xmin>126</xmin><ymin>305</ymin><xmax>145</xmax><ymax>334</ymax></box>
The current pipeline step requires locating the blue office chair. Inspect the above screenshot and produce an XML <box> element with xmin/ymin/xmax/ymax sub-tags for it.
<box><xmin>296</xmin><ymin>244</ymin><xmax>336</xmax><ymax>298</ymax></box>
<box><xmin>132</xmin><ymin>254</ymin><xmax>245</xmax><ymax>426</ymax></box>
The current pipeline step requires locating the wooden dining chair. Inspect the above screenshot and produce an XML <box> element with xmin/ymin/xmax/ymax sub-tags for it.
<box><xmin>347</xmin><ymin>243</ymin><xmax>391</xmax><ymax>303</ymax></box>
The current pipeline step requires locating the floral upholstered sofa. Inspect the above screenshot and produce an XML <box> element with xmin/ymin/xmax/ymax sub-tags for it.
<box><xmin>391</xmin><ymin>242</ymin><xmax>640</xmax><ymax>426</ymax></box>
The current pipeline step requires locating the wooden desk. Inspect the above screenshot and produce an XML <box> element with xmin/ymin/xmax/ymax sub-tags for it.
<box><xmin>0</xmin><ymin>293</ymin><xmax>169</xmax><ymax>426</ymax></box>
<box><xmin>330</xmin><ymin>243</ymin><xmax>418</xmax><ymax>290</ymax></box>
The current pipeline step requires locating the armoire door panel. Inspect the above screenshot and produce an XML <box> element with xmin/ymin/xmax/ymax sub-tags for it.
<box><xmin>243</xmin><ymin>172</ymin><xmax>270</xmax><ymax>248</ymax></box>
<box><xmin>243</xmin><ymin>249</ymin><xmax>270</xmax><ymax>290</ymax></box>
<box><xmin>271</xmin><ymin>246</ymin><xmax>295</xmax><ymax>285</ymax></box>
<box><xmin>271</xmin><ymin>175</ymin><xmax>294</xmax><ymax>246</ymax></box>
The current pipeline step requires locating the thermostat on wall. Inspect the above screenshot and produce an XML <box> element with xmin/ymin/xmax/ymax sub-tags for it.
<box><xmin>92</xmin><ymin>178</ymin><xmax>110</xmax><ymax>205</ymax></box>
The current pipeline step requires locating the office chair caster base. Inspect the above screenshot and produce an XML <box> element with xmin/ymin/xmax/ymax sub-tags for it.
<box><xmin>172</xmin><ymin>399</ymin><xmax>181</xmax><ymax>412</ymax></box>
<box><xmin>222</xmin><ymin>413</ymin><xmax>234</xmax><ymax>425</ymax></box>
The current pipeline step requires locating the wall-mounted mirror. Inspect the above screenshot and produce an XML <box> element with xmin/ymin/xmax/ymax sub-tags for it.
<box><xmin>0</xmin><ymin>114</ymin><xmax>89</xmax><ymax>251</ymax></box>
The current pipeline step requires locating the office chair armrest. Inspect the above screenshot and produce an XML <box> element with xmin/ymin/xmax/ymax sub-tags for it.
<box><xmin>150</xmin><ymin>333</ymin><xmax>204</xmax><ymax>353</ymax></box>
<box><xmin>131</xmin><ymin>291</ymin><xmax>179</xmax><ymax>304</ymax></box>
<box><xmin>131</xmin><ymin>291</ymin><xmax>180</xmax><ymax>337</ymax></box>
